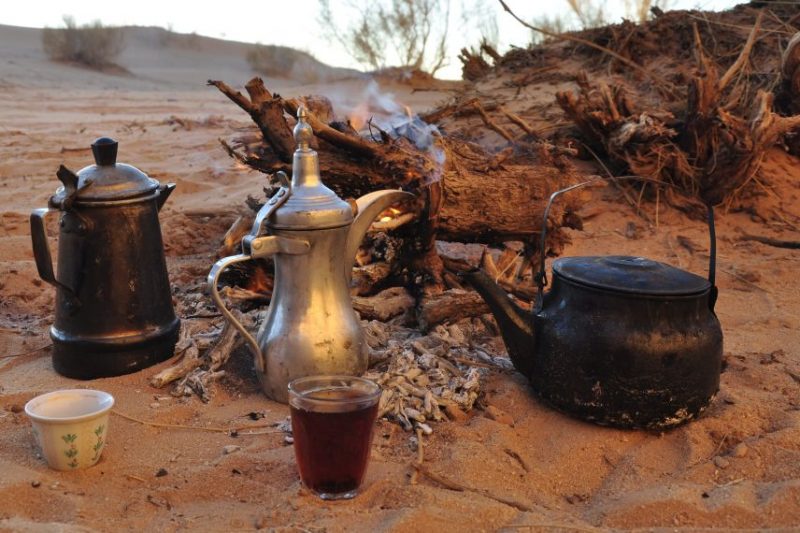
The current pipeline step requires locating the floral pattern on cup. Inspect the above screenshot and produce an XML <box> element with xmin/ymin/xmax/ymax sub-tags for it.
<box><xmin>62</xmin><ymin>433</ymin><xmax>78</xmax><ymax>468</ymax></box>
<box><xmin>91</xmin><ymin>424</ymin><xmax>105</xmax><ymax>462</ymax></box>
<box><xmin>25</xmin><ymin>389</ymin><xmax>114</xmax><ymax>471</ymax></box>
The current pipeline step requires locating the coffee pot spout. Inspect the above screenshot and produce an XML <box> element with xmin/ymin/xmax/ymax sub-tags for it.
<box><xmin>345</xmin><ymin>190</ymin><xmax>414</xmax><ymax>281</ymax></box>
<box><xmin>156</xmin><ymin>183</ymin><xmax>176</xmax><ymax>211</ymax></box>
<box><xmin>464</xmin><ymin>269</ymin><xmax>536</xmax><ymax>377</ymax></box>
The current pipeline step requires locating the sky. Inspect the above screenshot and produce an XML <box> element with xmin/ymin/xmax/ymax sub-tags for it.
<box><xmin>1</xmin><ymin>0</ymin><xmax>743</xmax><ymax>79</ymax></box>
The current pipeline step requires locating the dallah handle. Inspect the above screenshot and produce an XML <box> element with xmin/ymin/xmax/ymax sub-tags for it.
<box><xmin>207</xmin><ymin>235</ymin><xmax>310</xmax><ymax>373</ymax></box>
<box><xmin>30</xmin><ymin>207</ymin><xmax>78</xmax><ymax>298</ymax></box>
<box><xmin>534</xmin><ymin>177</ymin><xmax>718</xmax><ymax>312</ymax></box>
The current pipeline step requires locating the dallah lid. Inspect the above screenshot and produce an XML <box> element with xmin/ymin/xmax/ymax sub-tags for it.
<box><xmin>267</xmin><ymin>107</ymin><xmax>353</xmax><ymax>230</ymax></box>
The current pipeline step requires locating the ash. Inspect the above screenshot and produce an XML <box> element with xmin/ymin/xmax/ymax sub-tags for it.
<box><xmin>362</xmin><ymin>318</ymin><xmax>512</xmax><ymax>434</ymax></box>
<box><xmin>155</xmin><ymin>287</ymin><xmax>512</xmax><ymax>437</ymax></box>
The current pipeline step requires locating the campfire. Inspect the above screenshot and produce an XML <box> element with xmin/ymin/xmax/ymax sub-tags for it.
<box><xmin>146</xmin><ymin>5</ymin><xmax>800</xmax><ymax>432</ymax></box>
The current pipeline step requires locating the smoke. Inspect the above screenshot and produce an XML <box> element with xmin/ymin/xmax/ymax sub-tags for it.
<box><xmin>334</xmin><ymin>80</ymin><xmax>446</xmax><ymax>185</ymax></box>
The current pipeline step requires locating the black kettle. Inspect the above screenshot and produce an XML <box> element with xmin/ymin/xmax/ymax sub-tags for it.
<box><xmin>30</xmin><ymin>137</ymin><xmax>180</xmax><ymax>379</ymax></box>
<box><xmin>467</xmin><ymin>181</ymin><xmax>723</xmax><ymax>429</ymax></box>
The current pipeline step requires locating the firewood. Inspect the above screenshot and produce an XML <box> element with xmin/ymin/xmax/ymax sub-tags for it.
<box><xmin>352</xmin><ymin>287</ymin><xmax>415</xmax><ymax>322</ymax></box>
<box><xmin>220</xmin><ymin>215</ymin><xmax>251</xmax><ymax>256</ymax></box>
<box><xmin>170</xmin><ymin>316</ymin><xmax>248</xmax><ymax>402</ymax></box>
<box><xmin>470</xmin><ymin>101</ymin><xmax>514</xmax><ymax>142</ymax></box>
<box><xmin>417</xmin><ymin>289</ymin><xmax>489</xmax><ymax>330</ymax></box>
<box><xmin>150</xmin><ymin>322</ymin><xmax>215</xmax><ymax>388</ymax></box>
<box><xmin>350</xmin><ymin>262</ymin><xmax>393</xmax><ymax>296</ymax></box>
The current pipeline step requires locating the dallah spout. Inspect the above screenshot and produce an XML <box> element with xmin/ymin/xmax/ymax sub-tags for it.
<box><xmin>464</xmin><ymin>269</ymin><xmax>536</xmax><ymax>377</ymax></box>
<box><xmin>345</xmin><ymin>190</ymin><xmax>414</xmax><ymax>283</ymax></box>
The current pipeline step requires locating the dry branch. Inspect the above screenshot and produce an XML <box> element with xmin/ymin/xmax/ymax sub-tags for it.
<box><xmin>555</xmin><ymin>18</ymin><xmax>800</xmax><ymax>206</ymax></box>
<box><xmin>353</xmin><ymin>287</ymin><xmax>416</xmax><ymax>321</ymax></box>
<box><xmin>417</xmin><ymin>290</ymin><xmax>490</xmax><ymax>330</ymax></box>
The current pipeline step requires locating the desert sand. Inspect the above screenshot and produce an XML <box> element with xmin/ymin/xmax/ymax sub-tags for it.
<box><xmin>1</xmin><ymin>22</ymin><xmax>800</xmax><ymax>532</ymax></box>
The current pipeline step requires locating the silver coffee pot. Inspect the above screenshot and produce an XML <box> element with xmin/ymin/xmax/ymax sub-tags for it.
<box><xmin>209</xmin><ymin>107</ymin><xmax>412</xmax><ymax>403</ymax></box>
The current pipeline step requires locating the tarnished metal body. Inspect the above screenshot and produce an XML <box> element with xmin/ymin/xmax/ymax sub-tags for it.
<box><xmin>209</xmin><ymin>107</ymin><xmax>412</xmax><ymax>403</ymax></box>
<box><xmin>530</xmin><ymin>266</ymin><xmax>722</xmax><ymax>428</ymax></box>
<box><xmin>467</xmin><ymin>180</ymin><xmax>723</xmax><ymax>429</ymax></box>
<box><xmin>255</xmin><ymin>226</ymin><xmax>366</xmax><ymax>401</ymax></box>
<box><xmin>30</xmin><ymin>138</ymin><xmax>179</xmax><ymax>379</ymax></box>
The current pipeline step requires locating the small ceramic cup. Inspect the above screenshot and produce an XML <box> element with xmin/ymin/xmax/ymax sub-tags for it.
<box><xmin>24</xmin><ymin>389</ymin><xmax>114</xmax><ymax>471</ymax></box>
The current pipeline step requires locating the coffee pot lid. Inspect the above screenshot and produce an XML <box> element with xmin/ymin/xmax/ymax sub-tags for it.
<box><xmin>268</xmin><ymin>107</ymin><xmax>353</xmax><ymax>230</ymax></box>
<box><xmin>553</xmin><ymin>255</ymin><xmax>711</xmax><ymax>296</ymax></box>
<box><xmin>59</xmin><ymin>137</ymin><xmax>159</xmax><ymax>203</ymax></box>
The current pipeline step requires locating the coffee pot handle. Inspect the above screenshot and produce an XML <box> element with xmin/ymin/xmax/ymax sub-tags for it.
<box><xmin>534</xmin><ymin>177</ymin><xmax>717</xmax><ymax>312</ymax></box>
<box><xmin>208</xmin><ymin>235</ymin><xmax>310</xmax><ymax>373</ymax></box>
<box><xmin>30</xmin><ymin>208</ymin><xmax>77</xmax><ymax>298</ymax></box>
<box><xmin>208</xmin><ymin>254</ymin><xmax>262</xmax><ymax>366</ymax></box>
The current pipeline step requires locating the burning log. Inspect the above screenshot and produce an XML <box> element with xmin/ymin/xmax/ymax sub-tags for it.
<box><xmin>209</xmin><ymin>77</ymin><xmax>581</xmax><ymax>299</ymax></box>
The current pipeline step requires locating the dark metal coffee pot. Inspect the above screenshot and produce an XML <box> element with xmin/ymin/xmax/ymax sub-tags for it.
<box><xmin>30</xmin><ymin>137</ymin><xmax>180</xmax><ymax>379</ymax></box>
<box><xmin>467</xmin><ymin>181</ymin><xmax>723</xmax><ymax>429</ymax></box>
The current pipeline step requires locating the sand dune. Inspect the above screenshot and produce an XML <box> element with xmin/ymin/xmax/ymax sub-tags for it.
<box><xmin>1</xmin><ymin>24</ymin><xmax>361</xmax><ymax>91</ymax></box>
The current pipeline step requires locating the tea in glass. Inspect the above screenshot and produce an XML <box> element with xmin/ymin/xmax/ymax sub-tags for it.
<box><xmin>288</xmin><ymin>375</ymin><xmax>381</xmax><ymax>500</ymax></box>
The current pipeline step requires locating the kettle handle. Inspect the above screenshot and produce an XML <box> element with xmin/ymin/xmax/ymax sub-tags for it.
<box><xmin>30</xmin><ymin>207</ymin><xmax>77</xmax><ymax>297</ymax></box>
<box><xmin>208</xmin><ymin>235</ymin><xmax>311</xmax><ymax>373</ymax></box>
<box><xmin>534</xmin><ymin>177</ymin><xmax>717</xmax><ymax>312</ymax></box>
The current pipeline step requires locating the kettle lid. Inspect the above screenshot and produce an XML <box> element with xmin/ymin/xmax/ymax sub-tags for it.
<box><xmin>64</xmin><ymin>137</ymin><xmax>159</xmax><ymax>202</ymax></box>
<box><xmin>268</xmin><ymin>107</ymin><xmax>353</xmax><ymax>230</ymax></box>
<box><xmin>553</xmin><ymin>255</ymin><xmax>711</xmax><ymax>296</ymax></box>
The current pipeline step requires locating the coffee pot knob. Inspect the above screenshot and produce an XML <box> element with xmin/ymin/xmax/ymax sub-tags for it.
<box><xmin>91</xmin><ymin>137</ymin><xmax>118</xmax><ymax>166</ymax></box>
<box><xmin>293</xmin><ymin>106</ymin><xmax>313</xmax><ymax>151</ymax></box>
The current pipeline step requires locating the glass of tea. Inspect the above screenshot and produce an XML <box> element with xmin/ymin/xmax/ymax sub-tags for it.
<box><xmin>288</xmin><ymin>375</ymin><xmax>381</xmax><ymax>500</ymax></box>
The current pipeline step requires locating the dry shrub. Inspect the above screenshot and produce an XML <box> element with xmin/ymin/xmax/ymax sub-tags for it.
<box><xmin>531</xmin><ymin>0</ymin><xmax>672</xmax><ymax>44</ymax></box>
<box><xmin>42</xmin><ymin>16</ymin><xmax>125</xmax><ymax>68</ymax></box>
<box><xmin>246</xmin><ymin>45</ymin><xmax>329</xmax><ymax>84</ymax></box>
<box><xmin>318</xmin><ymin>0</ymin><xmax>451</xmax><ymax>75</ymax></box>
<box><xmin>246</xmin><ymin>45</ymin><xmax>297</xmax><ymax>78</ymax></box>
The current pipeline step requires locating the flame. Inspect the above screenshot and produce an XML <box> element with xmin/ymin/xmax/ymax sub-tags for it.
<box><xmin>348</xmin><ymin>102</ymin><xmax>370</xmax><ymax>132</ymax></box>
<box><xmin>245</xmin><ymin>266</ymin><xmax>273</xmax><ymax>294</ymax></box>
<box><xmin>378</xmin><ymin>207</ymin><xmax>402</xmax><ymax>222</ymax></box>
<box><xmin>338</xmin><ymin>80</ymin><xmax>446</xmax><ymax>184</ymax></box>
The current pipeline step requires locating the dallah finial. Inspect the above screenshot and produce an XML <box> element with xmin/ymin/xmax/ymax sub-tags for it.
<box><xmin>294</xmin><ymin>106</ymin><xmax>313</xmax><ymax>151</ymax></box>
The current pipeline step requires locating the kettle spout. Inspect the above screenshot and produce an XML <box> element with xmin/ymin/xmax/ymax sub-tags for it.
<box><xmin>156</xmin><ymin>183</ymin><xmax>176</xmax><ymax>211</ymax></box>
<box><xmin>464</xmin><ymin>269</ymin><xmax>535</xmax><ymax>377</ymax></box>
<box><xmin>345</xmin><ymin>190</ymin><xmax>414</xmax><ymax>282</ymax></box>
